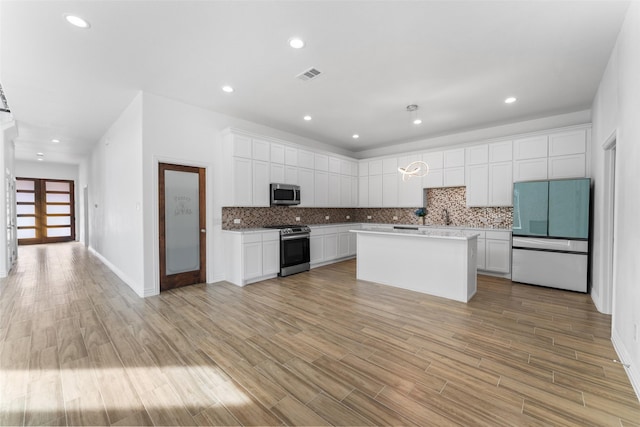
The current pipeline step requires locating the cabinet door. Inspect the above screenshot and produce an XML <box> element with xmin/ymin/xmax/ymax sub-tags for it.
<box><xmin>252</xmin><ymin>139</ymin><xmax>270</xmax><ymax>161</ymax></box>
<box><xmin>424</xmin><ymin>169</ymin><xmax>443</xmax><ymax>188</ymax></box>
<box><xmin>351</xmin><ymin>176</ymin><xmax>358</xmax><ymax>206</ymax></box>
<box><xmin>270</xmin><ymin>143</ymin><xmax>285</xmax><ymax>164</ymax></box>
<box><xmin>314</xmin><ymin>171</ymin><xmax>328</xmax><ymax>207</ymax></box>
<box><xmin>233</xmin><ymin>135</ymin><xmax>252</xmax><ymax>158</ymax></box>
<box><xmin>514</xmin><ymin>135</ymin><xmax>547</xmax><ymax>160</ymax></box>
<box><xmin>359</xmin><ymin>161</ymin><xmax>369</xmax><ymax>177</ymax></box>
<box><xmin>399</xmin><ymin>172</ymin><xmax>424</xmax><ymax>207</ymax></box>
<box><xmin>298</xmin><ymin>168</ymin><xmax>314</xmax><ymax>207</ymax></box>
<box><xmin>382</xmin><ymin>174</ymin><xmax>399</xmax><ymax>207</ymax></box>
<box><xmin>315</xmin><ymin>154</ymin><xmax>329</xmax><ymax>171</ymax></box>
<box><xmin>323</xmin><ymin>234</ymin><xmax>338</xmax><ymax>261</ymax></box>
<box><xmin>368</xmin><ymin>174</ymin><xmax>383</xmax><ymax>207</ymax></box>
<box><xmin>489</xmin><ymin>141</ymin><xmax>513</xmax><ymax>162</ymax></box>
<box><xmin>285</xmin><ymin>147</ymin><xmax>298</xmax><ymax>166</ymax></box>
<box><xmin>243</xmin><ymin>242</ymin><xmax>263</xmax><ymax>279</ymax></box>
<box><xmin>338</xmin><ymin>233</ymin><xmax>350</xmax><ymax>258</ymax></box>
<box><xmin>488</xmin><ymin>161</ymin><xmax>513</xmax><ymax>206</ymax></box>
<box><xmin>262</xmin><ymin>239</ymin><xmax>280</xmax><ymax>275</ymax></box>
<box><xmin>284</xmin><ymin>166</ymin><xmax>298</xmax><ymax>185</ymax></box>
<box><xmin>486</xmin><ymin>239</ymin><xmax>511</xmax><ymax>273</ymax></box>
<box><xmin>548</xmin><ymin>129</ymin><xmax>586</xmax><ymax>156</ymax></box>
<box><xmin>252</xmin><ymin>161</ymin><xmax>270</xmax><ymax>206</ymax></box>
<box><xmin>358</xmin><ymin>176</ymin><xmax>369</xmax><ymax>207</ymax></box>
<box><xmin>444</xmin><ymin>167</ymin><xmax>465</xmax><ymax>187</ymax></box>
<box><xmin>340</xmin><ymin>175</ymin><xmax>351</xmax><ymax>207</ymax></box>
<box><xmin>382</xmin><ymin>158</ymin><xmax>398</xmax><ymax>174</ymax></box>
<box><xmin>466</xmin><ymin>145</ymin><xmax>488</xmax><ymax>165</ymax></box>
<box><xmin>466</xmin><ymin>164</ymin><xmax>488</xmax><ymax>207</ymax></box>
<box><xmin>548</xmin><ymin>154</ymin><xmax>586</xmax><ymax>179</ymax></box>
<box><xmin>514</xmin><ymin>158</ymin><xmax>548</xmax><ymax>182</ymax></box>
<box><xmin>369</xmin><ymin>160</ymin><xmax>383</xmax><ymax>175</ymax></box>
<box><xmin>328</xmin><ymin>173</ymin><xmax>340</xmax><ymax>207</ymax></box>
<box><xmin>476</xmin><ymin>238</ymin><xmax>486</xmax><ymax>270</ymax></box>
<box><xmin>328</xmin><ymin>157</ymin><xmax>341</xmax><ymax>174</ymax></box>
<box><xmin>348</xmin><ymin>232</ymin><xmax>358</xmax><ymax>256</ymax></box>
<box><xmin>298</xmin><ymin>150</ymin><xmax>315</xmax><ymax>169</ymax></box>
<box><xmin>422</xmin><ymin>151</ymin><xmax>444</xmax><ymax>169</ymax></box>
<box><xmin>233</xmin><ymin>157</ymin><xmax>252</xmax><ymax>206</ymax></box>
<box><xmin>310</xmin><ymin>235</ymin><xmax>324</xmax><ymax>264</ymax></box>
<box><xmin>444</xmin><ymin>148</ymin><xmax>465</xmax><ymax>168</ymax></box>
<box><xmin>270</xmin><ymin>163</ymin><xmax>285</xmax><ymax>184</ymax></box>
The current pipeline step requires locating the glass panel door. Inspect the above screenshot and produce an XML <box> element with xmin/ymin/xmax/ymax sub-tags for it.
<box><xmin>512</xmin><ymin>181</ymin><xmax>549</xmax><ymax>236</ymax></box>
<box><xmin>549</xmin><ymin>179</ymin><xmax>590</xmax><ymax>239</ymax></box>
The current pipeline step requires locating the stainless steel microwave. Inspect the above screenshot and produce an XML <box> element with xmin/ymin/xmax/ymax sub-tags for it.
<box><xmin>270</xmin><ymin>183</ymin><xmax>301</xmax><ymax>206</ymax></box>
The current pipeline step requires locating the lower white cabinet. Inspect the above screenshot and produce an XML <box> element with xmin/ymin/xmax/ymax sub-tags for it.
<box><xmin>462</xmin><ymin>229</ymin><xmax>511</xmax><ymax>274</ymax></box>
<box><xmin>223</xmin><ymin>230</ymin><xmax>280</xmax><ymax>286</ymax></box>
<box><xmin>477</xmin><ymin>237</ymin><xmax>486</xmax><ymax>270</ymax></box>
<box><xmin>310</xmin><ymin>224</ymin><xmax>359</xmax><ymax>267</ymax></box>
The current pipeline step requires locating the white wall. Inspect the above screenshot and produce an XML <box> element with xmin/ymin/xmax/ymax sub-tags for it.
<box><xmin>591</xmin><ymin>2</ymin><xmax>640</xmax><ymax>398</ymax></box>
<box><xmin>89</xmin><ymin>92</ymin><xmax>145</xmax><ymax>296</ymax></box>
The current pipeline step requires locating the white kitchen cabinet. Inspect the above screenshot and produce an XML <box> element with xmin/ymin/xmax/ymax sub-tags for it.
<box><xmin>338</xmin><ymin>233</ymin><xmax>350</xmax><ymax>258</ymax></box>
<box><xmin>230</xmin><ymin>157</ymin><xmax>252</xmax><ymax>206</ymax></box>
<box><xmin>252</xmin><ymin>160</ymin><xmax>270</xmax><ymax>206</ymax></box>
<box><xmin>477</xmin><ymin>237</ymin><xmax>486</xmax><ymax>270</ymax></box>
<box><xmin>298</xmin><ymin>149</ymin><xmax>315</xmax><ymax>169</ymax></box>
<box><xmin>423</xmin><ymin>151</ymin><xmax>444</xmax><ymax>169</ymax></box>
<box><xmin>548</xmin><ymin>154</ymin><xmax>586</xmax><ymax>179</ymax></box>
<box><xmin>486</xmin><ymin>239</ymin><xmax>511</xmax><ymax>273</ymax></box>
<box><xmin>466</xmin><ymin>145</ymin><xmax>488</xmax><ymax>165</ymax></box>
<box><xmin>285</xmin><ymin>146</ymin><xmax>298</xmax><ymax>166</ymax></box>
<box><xmin>340</xmin><ymin>175</ymin><xmax>351</xmax><ymax>207</ymax></box>
<box><xmin>323</xmin><ymin>233</ymin><xmax>338</xmax><ymax>260</ymax></box>
<box><xmin>489</xmin><ymin>141</ymin><xmax>513</xmax><ymax>163</ymax></box>
<box><xmin>284</xmin><ymin>166</ymin><xmax>298</xmax><ymax>185</ymax></box>
<box><xmin>252</xmin><ymin>139</ymin><xmax>270</xmax><ymax>162</ymax></box>
<box><xmin>382</xmin><ymin>157</ymin><xmax>398</xmax><ymax>174</ymax></box>
<box><xmin>329</xmin><ymin>156</ymin><xmax>341</xmax><ymax>174</ymax></box>
<box><xmin>398</xmin><ymin>174</ymin><xmax>424</xmax><ymax>207</ymax></box>
<box><xmin>358</xmin><ymin>176</ymin><xmax>369</xmax><ymax>207</ymax></box>
<box><xmin>351</xmin><ymin>177</ymin><xmax>358</xmax><ymax>206</ymax></box>
<box><xmin>314</xmin><ymin>171</ymin><xmax>328</xmax><ymax>207</ymax></box>
<box><xmin>424</xmin><ymin>169</ymin><xmax>444</xmax><ymax>188</ymax></box>
<box><xmin>514</xmin><ymin>135</ymin><xmax>547</xmax><ymax>160</ymax></box>
<box><xmin>270</xmin><ymin>143</ymin><xmax>285</xmax><ymax>164</ymax></box>
<box><xmin>315</xmin><ymin>154</ymin><xmax>329</xmax><ymax>171</ymax></box>
<box><xmin>368</xmin><ymin>174</ymin><xmax>383</xmax><ymax>207</ymax></box>
<box><xmin>262</xmin><ymin>233</ymin><xmax>280</xmax><ymax>275</ymax></box>
<box><xmin>444</xmin><ymin>148</ymin><xmax>465</xmax><ymax>168</ymax></box>
<box><xmin>311</xmin><ymin>225</ymin><xmax>358</xmax><ymax>268</ymax></box>
<box><xmin>270</xmin><ymin>163</ymin><xmax>285</xmax><ymax>184</ymax></box>
<box><xmin>514</xmin><ymin>158</ymin><xmax>548</xmax><ymax>182</ymax></box>
<box><xmin>488</xmin><ymin>161</ymin><xmax>513</xmax><ymax>206</ymax></box>
<box><xmin>466</xmin><ymin>164</ymin><xmax>488</xmax><ymax>207</ymax></box>
<box><xmin>223</xmin><ymin>230</ymin><xmax>280</xmax><ymax>286</ymax></box>
<box><xmin>548</xmin><ymin>129</ymin><xmax>586</xmax><ymax>157</ymax></box>
<box><xmin>328</xmin><ymin>173</ymin><xmax>340</xmax><ymax>207</ymax></box>
<box><xmin>369</xmin><ymin>159</ymin><xmax>383</xmax><ymax>175</ymax></box>
<box><xmin>444</xmin><ymin>167</ymin><xmax>465</xmax><ymax>187</ymax></box>
<box><xmin>359</xmin><ymin>161</ymin><xmax>369</xmax><ymax>177</ymax></box>
<box><xmin>310</xmin><ymin>234</ymin><xmax>324</xmax><ymax>264</ymax></box>
<box><xmin>232</xmin><ymin>134</ymin><xmax>252</xmax><ymax>158</ymax></box>
<box><xmin>382</xmin><ymin>174</ymin><xmax>399</xmax><ymax>207</ymax></box>
<box><xmin>298</xmin><ymin>168</ymin><xmax>314</xmax><ymax>207</ymax></box>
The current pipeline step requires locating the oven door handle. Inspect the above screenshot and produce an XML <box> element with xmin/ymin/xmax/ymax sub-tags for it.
<box><xmin>281</xmin><ymin>234</ymin><xmax>310</xmax><ymax>241</ymax></box>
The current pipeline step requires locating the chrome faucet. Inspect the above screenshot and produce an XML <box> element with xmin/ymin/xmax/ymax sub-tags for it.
<box><xmin>442</xmin><ymin>208</ymin><xmax>451</xmax><ymax>226</ymax></box>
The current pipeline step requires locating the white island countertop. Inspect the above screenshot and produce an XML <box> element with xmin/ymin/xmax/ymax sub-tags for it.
<box><xmin>352</xmin><ymin>227</ymin><xmax>478</xmax><ymax>303</ymax></box>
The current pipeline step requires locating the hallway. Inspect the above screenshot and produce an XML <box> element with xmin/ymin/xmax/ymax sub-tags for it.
<box><xmin>0</xmin><ymin>243</ymin><xmax>639</xmax><ymax>426</ymax></box>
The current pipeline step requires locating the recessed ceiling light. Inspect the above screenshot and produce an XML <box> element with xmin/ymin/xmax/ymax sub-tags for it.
<box><xmin>352</xmin><ymin>134</ymin><xmax>360</xmax><ymax>139</ymax></box>
<box><xmin>222</xmin><ymin>85</ymin><xmax>234</xmax><ymax>93</ymax></box>
<box><xmin>36</xmin><ymin>152</ymin><xmax>44</xmax><ymax>156</ymax></box>
<box><xmin>64</xmin><ymin>14</ymin><xmax>90</xmax><ymax>29</ymax></box>
<box><xmin>37</xmin><ymin>157</ymin><xmax>44</xmax><ymax>161</ymax></box>
<box><xmin>51</xmin><ymin>139</ymin><xmax>60</xmax><ymax>143</ymax></box>
<box><xmin>289</xmin><ymin>38</ymin><xmax>305</xmax><ymax>49</ymax></box>
<box><xmin>303</xmin><ymin>115</ymin><xmax>312</xmax><ymax>121</ymax></box>
<box><xmin>505</xmin><ymin>97</ymin><xmax>517</xmax><ymax>104</ymax></box>
<box><xmin>413</xmin><ymin>118</ymin><xmax>423</xmax><ymax>125</ymax></box>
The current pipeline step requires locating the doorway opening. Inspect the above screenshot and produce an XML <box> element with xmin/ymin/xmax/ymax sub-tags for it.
<box><xmin>16</xmin><ymin>178</ymin><xmax>75</xmax><ymax>245</ymax></box>
<box><xmin>158</xmin><ymin>163</ymin><xmax>206</xmax><ymax>291</ymax></box>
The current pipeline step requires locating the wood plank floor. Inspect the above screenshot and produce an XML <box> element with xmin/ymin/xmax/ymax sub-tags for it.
<box><xmin>1</xmin><ymin>242</ymin><xmax>639</xmax><ymax>426</ymax></box>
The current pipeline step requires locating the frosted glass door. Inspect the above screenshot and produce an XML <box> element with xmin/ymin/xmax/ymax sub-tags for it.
<box><xmin>164</xmin><ymin>170</ymin><xmax>200</xmax><ymax>275</ymax></box>
<box><xmin>512</xmin><ymin>181</ymin><xmax>548</xmax><ymax>236</ymax></box>
<box><xmin>159</xmin><ymin>163</ymin><xmax>206</xmax><ymax>291</ymax></box>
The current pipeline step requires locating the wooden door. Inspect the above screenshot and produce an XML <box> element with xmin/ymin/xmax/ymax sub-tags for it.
<box><xmin>159</xmin><ymin>163</ymin><xmax>206</xmax><ymax>291</ymax></box>
<box><xmin>16</xmin><ymin>178</ymin><xmax>76</xmax><ymax>245</ymax></box>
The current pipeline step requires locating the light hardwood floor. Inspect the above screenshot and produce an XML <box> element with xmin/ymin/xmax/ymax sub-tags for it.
<box><xmin>1</xmin><ymin>242</ymin><xmax>639</xmax><ymax>426</ymax></box>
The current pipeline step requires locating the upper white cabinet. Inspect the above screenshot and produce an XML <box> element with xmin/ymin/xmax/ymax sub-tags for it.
<box><xmin>252</xmin><ymin>139</ymin><xmax>270</xmax><ymax>162</ymax></box>
<box><xmin>369</xmin><ymin>160</ymin><xmax>383</xmax><ymax>175</ymax></box>
<box><xmin>298</xmin><ymin>168</ymin><xmax>314</xmax><ymax>207</ymax></box>
<box><xmin>285</xmin><ymin>147</ymin><xmax>298</xmax><ymax>166</ymax></box>
<box><xmin>298</xmin><ymin>149</ymin><xmax>315</xmax><ymax>169</ymax></box>
<box><xmin>488</xmin><ymin>162</ymin><xmax>513</xmax><ymax>206</ymax></box>
<box><xmin>270</xmin><ymin>143</ymin><xmax>285</xmax><ymax>164</ymax></box>
<box><xmin>466</xmin><ymin>145</ymin><xmax>488</xmax><ymax>165</ymax></box>
<box><xmin>466</xmin><ymin>164</ymin><xmax>489</xmax><ymax>206</ymax></box>
<box><xmin>315</xmin><ymin>154</ymin><xmax>329</xmax><ymax>172</ymax></box>
<box><xmin>444</xmin><ymin>148</ymin><xmax>465</xmax><ymax>168</ymax></box>
<box><xmin>443</xmin><ymin>148</ymin><xmax>465</xmax><ymax>186</ymax></box>
<box><xmin>466</xmin><ymin>141</ymin><xmax>513</xmax><ymax>207</ymax></box>
<box><xmin>233</xmin><ymin>134</ymin><xmax>252</xmax><ymax>158</ymax></box>
<box><xmin>423</xmin><ymin>151</ymin><xmax>444</xmax><ymax>188</ymax></box>
<box><xmin>548</xmin><ymin>129</ymin><xmax>586</xmax><ymax>156</ymax></box>
<box><xmin>514</xmin><ymin>135</ymin><xmax>548</xmax><ymax>160</ymax></box>
<box><xmin>489</xmin><ymin>141</ymin><xmax>513</xmax><ymax>163</ymax></box>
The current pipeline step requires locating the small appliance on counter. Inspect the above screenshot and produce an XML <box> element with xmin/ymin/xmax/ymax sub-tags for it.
<box><xmin>263</xmin><ymin>224</ymin><xmax>310</xmax><ymax>276</ymax></box>
<box><xmin>511</xmin><ymin>178</ymin><xmax>590</xmax><ymax>292</ymax></box>
<box><xmin>270</xmin><ymin>183</ymin><xmax>300</xmax><ymax>206</ymax></box>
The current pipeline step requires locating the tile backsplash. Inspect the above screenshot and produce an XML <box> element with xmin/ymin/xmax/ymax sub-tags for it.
<box><xmin>222</xmin><ymin>187</ymin><xmax>512</xmax><ymax>229</ymax></box>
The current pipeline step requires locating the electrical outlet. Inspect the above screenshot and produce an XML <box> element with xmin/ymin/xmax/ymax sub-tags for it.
<box><xmin>295</xmin><ymin>217</ymin><xmax>300</xmax><ymax>222</ymax></box>
<box><xmin>367</xmin><ymin>215</ymin><xmax>372</xmax><ymax>220</ymax></box>
<box><xmin>393</xmin><ymin>216</ymin><xmax>398</xmax><ymax>220</ymax></box>
<box><xmin>346</xmin><ymin>215</ymin><xmax>350</xmax><ymax>219</ymax></box>
<box><xmin>233</xmin><ymin>219</ymin><xmax>241</xmax><ymax>224</ymax></box>
<box><xmin>325</xmin><ymin>216</ymin><xmax>330</xmax><ymax>220</ymax></box>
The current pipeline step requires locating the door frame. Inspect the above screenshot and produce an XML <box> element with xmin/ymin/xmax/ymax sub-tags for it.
<box><xmin>158</xmin><ymin>162</ymin><xmax>206</xmax><ymax>291</ymax></box>
<box><xmin>601</xmin><ymin>131</ymin><xmax>617</xmax><ymax>315</ymax></box>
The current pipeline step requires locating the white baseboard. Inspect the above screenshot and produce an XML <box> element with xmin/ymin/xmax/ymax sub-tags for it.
<box><xmin>88</xmin><ymin>247</ymin><xmax>144</xmax><ymax>298</ymax></box>
<box><xmin>612</xmin><ymin>328</ymin><xmax>640</xmax><ymax>402</ymax></box>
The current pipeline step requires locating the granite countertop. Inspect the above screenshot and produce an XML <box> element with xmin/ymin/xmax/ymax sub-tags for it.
<box><xmin>353</xmin><ymin>226</ymin><xmax>480</xmax><ymax>241</ymax></box>
<box><xmin>222</xmin><ymin>222</ymin><xmax>512</xmax><ymax>233</ymax></box>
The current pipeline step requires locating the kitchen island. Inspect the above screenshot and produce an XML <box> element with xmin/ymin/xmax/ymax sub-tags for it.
<box><xmin>351</xmin><ymin>227</ymin><xmax>479</xmax><ymax>303</ymax></box>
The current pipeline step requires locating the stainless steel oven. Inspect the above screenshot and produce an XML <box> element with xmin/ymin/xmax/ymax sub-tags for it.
<box><xmin>264</xmin><ymin>225</ymin><xmax>310</xmax><ymax>276</ymax></box>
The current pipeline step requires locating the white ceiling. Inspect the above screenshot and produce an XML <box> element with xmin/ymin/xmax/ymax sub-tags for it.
<box><xmin>0</xmin><ymin>0</ymin><xmax>630</xmax><ymax>163</ymax></box>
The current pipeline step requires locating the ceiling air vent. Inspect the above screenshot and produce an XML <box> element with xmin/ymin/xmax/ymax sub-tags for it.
<box><xmin>296</xmin><ymin>67</ymin><xmax>322</xmax><ymax>82</ymax></box>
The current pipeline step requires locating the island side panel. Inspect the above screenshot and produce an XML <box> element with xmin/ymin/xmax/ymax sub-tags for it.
<box><xmin>355</xmin><ymin>233</ymin><xmax>476</xmax><ymax>303</ymax></box>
